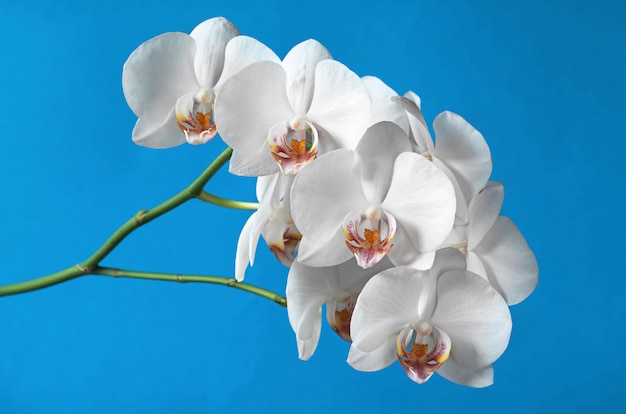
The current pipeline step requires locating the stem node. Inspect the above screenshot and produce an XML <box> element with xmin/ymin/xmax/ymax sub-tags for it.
<box><xmin>135</xmin><ymin>209</ymin><xmax>149</xmax><ymax>224</ymax></box>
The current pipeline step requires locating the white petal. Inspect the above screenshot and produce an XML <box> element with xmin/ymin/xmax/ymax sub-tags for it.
<box><xmin>433</xmin><ymin>158</ymin><xmax>469</xmax><ymax>225</ymax></box>
<box><xmin>433</xmin><ymin>111</ymin><xmax>492</xmax><ymax>201</ymax></box>
<box><xmin>415</xmin><ymin>248</ymin><xmax>467</xmax><ymax>319</ymax></box>
<box><xmin>296</xmin><ymin>322</ymin><xmax>322</xmax><ymax>361</ymax></box>
<box><xmin>189</xmin><ymin>17</ymin><xmax>239</xmax><ymax>87</ymax></box>
<box><xmin>296</xmin><ymin>226</ymin><xmax>353</xmax><ymax>267</ymax></box>
<box><xmin>386</xmin><ymin>224</ymin><xmax>437</xmax><ymax>270</ymax></box>
<box><xmin>437</xmin><ymin>357</ymin><xmax>494</xmax><ymax>388</ymax></box>
<box><xmin>362</xmin><ymin>76</ymin><xmax>409</xmax><ymax>134</ymax></box>
<box><xmin>255</xmin><ymin>173</ymin><xmax>278</xmax><ymax>203</ymax></box>
<box><xmin>123</xmin><ymin>32</ymin><xmax>198</xmax><ymax>124</ymax></box>
<box><xmin>472</xmin><ymin>216</ymin><xmax>539</xmax><ymax>305</ymax></box>
<box><xmin>291</xmin><ymin>150</ymin><xmax>368</xmax><ymax>261</ymax></box>
<box><xmin>383</xmin><ymin>152</ymin><xmax>456</xmax><ymax>254</ymax></box>
<box><xmin>214</xmin><ymin>61</ymin><xmax>294</xmax><ymax>176</ymax></box>
<box><xmin>229</xmin><ymin>142</ymin><xmax>278</xmax><ymax>176</ymax></box>
<box><xmin>249</xmin><ymin>181</ymin><xmax>281</xmax><ymax>265</ymax></box>
<box><xmin>338</xmin><ymin>256</ymin><xmax>394</xmax><ymax>294</ymax></box>
<box><xmin>235</xmin><ymin>211</ymin><xmax>258</xmax><ymax>282</ymax></box>
<box><xmin>393</xmin><ymin>92</ymin><xmax>434</xmax><ymax>152</ymax></box>
<box><xmin>429</xmin><ymin>248</ymin><xmax>468</xmax><ymax>279</ymax></box>
<box><xmin>286</xmin><ymin>261</ymin><xmax>336</xmax><ymax>360</ymax></box>
<box><xmin>347</xmin><ymin>337</ymin><xmax>397</xmax><ymax>372</ymax></box>
<box><xmin>355</xmin><ymin>121</ymin><xmax>413</xmax><ymax>203</ymax></box>
<box><xmin>216</xmin><ymin>36</ymin><xmax>280</xmax><ymax>90</ymax></box>
<box><xmin>351</xmin><ymin>267</ymin><xmax>425</xmax><ymax>353</ymax></box>
<box><xmin>131</xmin><ymin>112</ymin><xmax>186</xmax><ymax>149</ymax></box>
<box><xmin>466</xmin><ymin>251</ymin><xmax>489</xmax><ymax>281</ymax></box>
<box><xmin>432</xmin><ymin>270</ymin><xmax>512</xmax><ymax>369</ymax></box>
<box><xmin>282</xmin><ymin>39</ymin><xmax>332</xmax><ymax>114</ymax></box>
<box><xmin>468</xmin><ymin>181</ymin><xmax>504</xmax><ymax>249</ymax></box>
<box><xmin>307</xmin><ymin>60</ymin><xmax>371</xmax><ymax>150</ymax></box>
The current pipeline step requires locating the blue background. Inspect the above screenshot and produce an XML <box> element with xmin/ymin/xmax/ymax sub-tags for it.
<box><xmin>1</xmin><ymin>0</ymin><xmax>624</xmax><ymax>412</ymax></box>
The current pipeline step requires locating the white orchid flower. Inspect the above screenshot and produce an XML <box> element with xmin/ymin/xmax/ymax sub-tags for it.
<box><xmin>215</xmin><ymin>39</ymin><xmax>372</xmax><ymax>176</ymax></box>
<box><xmin>235</xmin><ymin>173</ymin><xmax>300</xmax><ymax>281</ymax></box>
<box><xmin>291</xmin><ymin>121</ymin><xmax>455</xmax><ymax>270</ymax></box>
<box><xmin>285</xmin><ymin>258</ymin><xmax>393</xmax><ymax>360</ymax></box>
<box><xmin>445</xmin><ymin>181</ymin><xmax>539</xmax><ymax>305</ymax></box>
<box><xmin>123</xmin><ymin>17</ymin><xmax>279</xmax><ymax>148</ymax></box>
<box><xmin>348</xmin><ymin>249</ymin><xmax>512</xmax><ymax>388</ymax></box>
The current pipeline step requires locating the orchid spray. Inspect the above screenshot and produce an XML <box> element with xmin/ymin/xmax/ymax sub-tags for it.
<box><xmin>0</xmin><ymin>17</ymin><xmax>538</xmax><ymax>388</ymax></box>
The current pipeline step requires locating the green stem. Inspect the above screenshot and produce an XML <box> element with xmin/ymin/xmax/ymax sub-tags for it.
<box><xmin>0</xmin><ymin>265</ymin><xmax>286</xmax><ymax>307</ymax></box>
<box><xmin>92</xmin><ymin>266</ymin><xmax>286</xmax><ymax>306</ymax></box>
<box><xmin>81</xmin><ymin>147</ymin><xmax>233</xmax><ymax>270</ymax></box>
<box><xmin>197</xmin><ymin>191</ymin><xmax>259</xmax><ymax>210</ymax></box>
<box><xmin>0</xmin><ymin>265</ymin><xmax>84</xmax><ymax>297</ymax></box>
<box><xmin>0</xmin><ymin>147</ymin><xmax>286</xmax><ymax>307</ymax></box>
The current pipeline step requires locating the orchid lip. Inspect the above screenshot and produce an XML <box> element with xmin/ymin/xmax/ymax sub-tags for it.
<box><xmin>342</xmin><ymin>206</ymin><xmax>396</xmax><ymax>269</ymax></box>
<box><xmin>175</xmin><ymin>89</ymin><xmax>218</xmax><ymax>145</ymax></box>
<box><xmin>267</xmin><ymin>225</ymin><xmax>302</xmax><ymax>266</ymax></box>
<box><xmin>267</xmin><ymin>119</ymin><xmax>319</xmax><ymax>175</ymax></box>
<box><xmin>262</xmin><ymin>207</ymin><xmax>302</xmax><ymax>267</ymax></box>
<box><xmin>396</xmin><ymin>323</ymin><xmax>451</xmax><ymax>384</ymax></box>
<box><xmin>327</xmin><ymin>295</ymin><xmax>355</xmax><ymax>343</ymax></box>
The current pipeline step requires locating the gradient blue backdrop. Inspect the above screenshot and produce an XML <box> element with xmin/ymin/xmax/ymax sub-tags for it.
<box><xmin>1</xmin><ymin>1</ymin><xmax>624</xmax><ymax>413</ymax></box>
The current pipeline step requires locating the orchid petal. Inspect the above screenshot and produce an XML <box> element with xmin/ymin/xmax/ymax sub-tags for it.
<box><xmin>249</xmin><ymin>179</ymin><xmax>283</xmax><ymax>265</ymax></box>
<box><xmin>472</xmin><ymin>216</ymin><xmax>539</xmax><ymax>305</ymax></box>
<box><xmin>437</xmin><ymin>357</ymin><xmax>494</xmax><ymax>388</ymax></box>
<box><xmin>362</xmin><ymin>76</ymin><xmax>409</xmax><ymax>134</ymax></box>
<box><xmin>393</xmin><ymin>92</ymin><xmax>434</xmax><ymax>153</ymax></box>
<box><xmin>351</xmin><ymin>267</ymin><xmax>425</xmax><ymax>353</ymax></box>
<box><xmin>386</xmin><ymin>224</ymin><xmax>435</xmax><ymax>269</ymax></box>
<box><xmin>339</xmin><ymin>256</ymin><xmax>394</xmax><ymax>293</ymax></box>
<box><xmin>282</xmin><ymin>39</ymin><xmax>332</xmax><ymax>114</ymax></box>
<box><xmin>255</xmin><ymin>173</ymin><xmax>278</xmax><ymax>203</ymax></box>
<box><xmin>296</xmin><ymin>225</ymin><xmax>353</xmax><ymax>267</ymax></box>
<box><xmin>468</xmin><ymin>181</ymin><xmax>504</xmax><ymax>249</ymax></box>
<box><xmin>433</xmin><ymin>157</ymin><xmax>469</xmax><ymax>225</ymax></box>
<box><xmin>216</xmin><ymin>35</ymin><xmax>280</xmax><ymax>90</ymax></box>
<box><xmin>355</xmin><ymin>121</ymin><xmax>413</xmax><ymax>203</ymax></box>
<box><xmin>347</xmin><ymin>337</ymin><xmax>397</xmax><ymax>372</ymax></box>
<box><xmin>214</xmin><ymin>61</ymin><xmax>294</xmax><ymax>175</ymax></box>
<box><xmin>307</xmin><ymin>60</ymin><xmax>371</xmax><ymax>150</ymax></box>
<box><xmin>123</xmin><ymin>32</ymin><xmax>198</xmax><ymax>124</ymax></box>
<box><xmin>466</xmin><ymin>251</ymin><xmax>489</xmax><ymax>281</ymax></box>
<box><xmin>414</xmin><ymin>249</ymin><xmax>466</xmax><ymax>320</ymax></box>
<box><xmin>189</xmin><ymin>17</ymin><xmax>239</xmax><ymax>87</ymax></box>
<box><xmin>229</xmin><ymin>142</ymin><xmax>278</xmax><ymax>176</ymax></box>
<box><xmin>383</xmin><ymin>152</ymin><xmax>456</xmax><ymax>255</ymax></box>
<box><xmin>296</xmin><ymin>321</ymin><xmax>322</xmax><ymax>361</ymax></box>
<box><xmin>131</xmin><ymin>112</ymin><xmax>186</xmax><ymax>148</ymax></box>
<box><xmin>235</xmin><ymin>211</ymin><xmax>258</xmax><ymax>282</ymax></box>
<box><xmin>429</xmin><ymin>248</ymin><xmax>468</xmax><ymax>281</ymax></box>
<box><xmin>432</xmin><ymin>270</ymin><xmax>512</xmax><ymax>369</ymax></box>
<box><xmin>433</xmin><ymin>111</ymin><xmax>492</xmax><ymax>201</ymax></box>
<box><xmin>286</xmin><ymin>261</ymin><xmax>335</xmax><ymax>360</ymax></box>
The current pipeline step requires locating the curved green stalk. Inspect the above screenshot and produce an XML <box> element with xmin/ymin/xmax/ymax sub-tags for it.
<box><xmin>0</xmin><ymin>147</ymin><xmax>286</xmax><ymax>307</ymax></box>
<box><xmin>0</xmin><ymin>265</ymin><xmax>84</xmax><ymax>297</ymax></box>
<box><xmin>92</xmin><ymin>267</ymin><xmax>286</xmax><ymax>306</ymax></box>
<box><xmin>80</xmin><ymin>147</ymin><xmax>233</xmax><ymax>270</ymax></box>
<box><xmin>197</xmin><ymin>191</ymin><xmax>259</xmax><ymax>210</ymax></box>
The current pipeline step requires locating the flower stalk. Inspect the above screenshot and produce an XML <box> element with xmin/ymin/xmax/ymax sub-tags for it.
<box><xmin>0</xmin><ymin>147</ymin><xmax>286</xmax><ymax>306</ymax></box>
